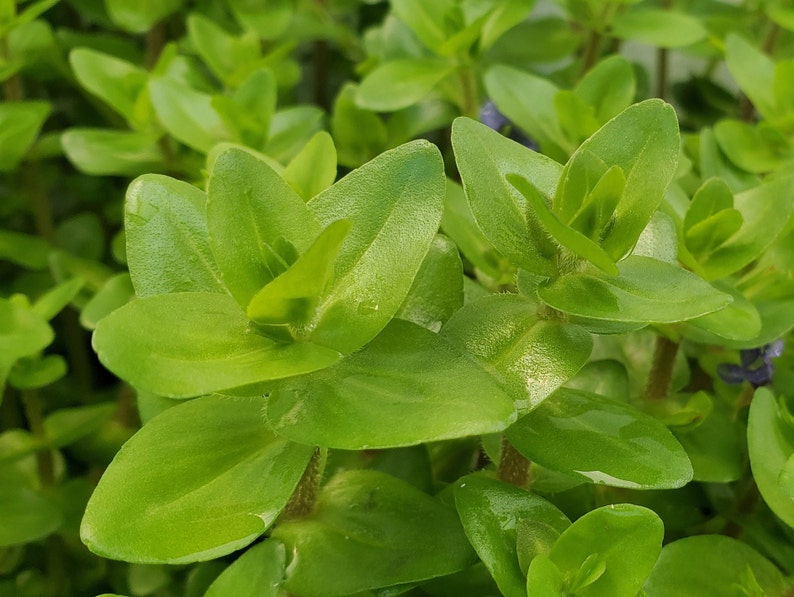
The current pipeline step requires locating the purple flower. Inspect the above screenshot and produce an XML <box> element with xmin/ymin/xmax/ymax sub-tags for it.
<box><xmin>479</xmin><ymin>101</ymin><xmax>538</xmax><ymax>151</ymax></box>
<box><xmin>717</xmin><ymin>340</ymin><xmax>784</xmax><ymax>387</ymax></box>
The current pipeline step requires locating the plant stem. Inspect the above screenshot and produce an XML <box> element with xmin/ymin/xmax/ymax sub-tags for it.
<box><xmin>283</xmin><ymin>448</ymin><xmax>324</xmax><ymax>519</ymax></box>
<box><xmin>644</xmin><ymin>335</ymin><xmax>680</xmax><ymax>400</ymax></box>
<box><xmin>145</xmin><ymin>22</ymin><xmax>166</xmax><ymax>69</ymax></box>
<box><xmin>656</xmin><ymin>47</ymin><xmax>669</xmax><ymax>100</ymax></box>
<box><xmin>497</xmin><ymin>436</ymin><xmax>530</xmax><ymax>488</ymax></box>
<box><xmin>458</xmin><ymin>65</ymin><xmax>479</xmax><ymax>119</ymax></box>
<box><xmin>22</xmin><ymin>390</ymin><xmax>55</xmax><ymax>487</ymax></box>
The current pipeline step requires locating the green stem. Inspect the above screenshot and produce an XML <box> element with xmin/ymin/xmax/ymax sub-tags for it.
<box><xmin>655</xmin><ymin>46</ymin><xmax>669</xmax><ymax>100</ymax></box>
<box><xmin>644</xmin><ymin>336</ymin><xmax>680</xmax><ymax>400</ymax></box>
<box><xmin>497</xmin><ymin>436</ymin><xmax>530</xmax><ymax>488</ymax></box>
<box><xmin>458</xmin><ymin>65</ymin><xmax>479</xmax><ymax>119</ymax></box>
<box><xmin>283</xmin><ymin>448</ymin><xmax>324</xmax><ymax>519</ymax></box>
<box><xmin>22</xmin><ymin>390</ymin><xmax>54</xmax><ymax>487</ymax></box>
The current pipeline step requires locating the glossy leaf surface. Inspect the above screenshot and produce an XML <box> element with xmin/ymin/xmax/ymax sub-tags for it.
<box><xmin>507</xmin><ymin>388</ymin><xmax>693</xmax><ymax>489</ymax></box>
<box><xmin>273</xmin><ymin>470</ymin><xmax>476</xmax><ymax>596</ymax></box>
<box><xmin>454</xmin><ymin>474</ymin><xmax>570</xmax><ymax>597</ymax></box>
<box><xmin>92</xmin><ymin>292</ymin><xmax>341</xmax><ymax>397</ymax></box>
<box><xmin>204</xmin><ymin>539</ymin><xmax>285</xmax><ymax>597</ymax></box>
<box><xmin>81</xmin><ymin>395</ymin><xmax>314</xmax><ymax>563</ymax></box>
<box><xmin>306</xmin><ymin>140</ymin><xmax>445</xmax><ymax>353</ymax></box>
<box><xmin>441</xmin><ymin>294</ymin><xmax>592</xmax><ymax>414</ymax></box>
<box><xmin>267</xmin><ymin>319</ymin><xmax>515</xmax><ymax>449</ymax></box>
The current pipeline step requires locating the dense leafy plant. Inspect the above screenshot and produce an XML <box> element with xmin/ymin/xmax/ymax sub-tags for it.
<box><xmin>3</xmin><ymin>0</ymin><xmax>794</xmax><ymax>596</ymax></box>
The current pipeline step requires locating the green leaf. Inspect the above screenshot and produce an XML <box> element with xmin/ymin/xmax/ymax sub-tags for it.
<box><xmin>632</xmin><ymin>211</ymin><xmax>678</xmax><ymax>264</ymax></box>
<box><xmin>713</xmin><ymin>120</ymin><xmax>791</xmax><ymax>174</ymax></box>
<box><xmin>696</xmin><ymin>176</ymin><xmax>794</xmax><ymax>280</ymax></box>
<box><xmin>508</xmin><ymin>173</ymin><xmax>618</xmax><ymax>275</ymax></box>
<box><xmin>205</xmin><ymin>539</ymin><xmax>285</xmax><ymax>597</ymax></box>
<box><xmin>207</xmin><ymin>146</ymin><xmax>320</xmax><ymax>307</ymax></box>
<box><xmin>80</xmin><ymin>273</ymin><xmax>135</xmax><ymax>330</ymax></box>
<box><xmin>148</xmin><ymin>77</ymin><xmax>232</xmax><ymax>153</ymax></box>
<box><xmin>555</xmin><ymin>100</ymin><xmax>680</xmax><ymax>261</ymax></box>
<box><xmin>390</xmin><ymin>0</ymin><xmax>455</xmax><ymax>51</ymax></box>
<box><xmin>547</xmin><ymin>504</ymin><xmax>663</xmax><ymax>597</ymax></box>
<box><xmin>68</xmin><ymin>48</ymin><xmax>148</xmax><ymax>126</ymax></box>
<box><xmin>724</xmin><ymin>33</ymin><xmax>777</xmax><ymax>121</ymax></box>
<box><xmin>684</xmin><ymin>177</ymin><xmax>734</xmax><ymax>231</ymax></box>
<box><xmin>611</xmin><ymin>8</ymin><xmax>707</xmax><ymax>48</ymax></box>
<box><xmin>266</xmin><ymin>319</ymin><xmax>515</xmax><ymax>449</ymax></box>
<box><xmin>440</xmin><ymin>178</ymin><xmax>513</xmax><ymax>284</ymax></box>
<box><xmin>643</xmin><ymin>535</ymin><xmax>788</xmax><ymax>596</ymax></box>
<box><xmin>126</xmin><ymin>174</ymin><xmax>226</xmax><ymax>297</ymax></box>
<box><xmin>266</xmin><ymin>105</ymin><xmax>325</xmax><ymax>164</ymax></box>
<box><xmin>554</xmin><ymin>90</ymin><xmax>600</xmax><ymax>144</ymax></box>
<box><xmin>306</xmin><ymin>140</ymin><xmax>445</xmax><ymax>353</ymax></box>
<box><xmin>0</xmin><ymin>230</ymin><xmax>49</xmax><ymax>270</ymax></box>
<box><xmin>283</xmin><ymin>131</ymin><xmax>337</xmax><ymax>201</ymax></box>
<box><xmin>685</xmin><ymin>209</ymin><xmax>743</xmax><ymax>259</ymax></box>
<box><xmin>454</xmin><ymin>474</ymin><xmax>570</xmax><ymax>597</ymax></box>
<box><xmin>395</xmin><ymin>234</ymin><xmax>463</xmax><ymax>332</ymax></box>
<box><xmin>538</xmin><ymin>256</ymin><xmax>732</xmax><ymax>324</ymax></box>
<box><xmin>748</xmin><ymin>388</ymin><xmax>794</xmax><ymax>528</ymax></box>
<box><xmin>441</xmin><ymin>294</ymin><xmax>592</xmax><ymax>415</ymax></box>
<box><xmin>92</xmin><ymin>292</ymin><xmax>341</xmax><ymax>397</ymax></box>
<box><xmin>484</xmin><ymin>65</ymin><xmax>570</xmax><ymax>161</ymax></box>
<box><xmin>247</xmin><ymin>219</ymin><xmax>352</xmax><ymax>327</ymax></box>
<box><xmin>8</xmin><ymin>354</ymin><xmax>66</xmax><ymax>389</ymax></box>
<box><xmin>187</xmin><ymin>13</ymin><xmax>260</xmax><ymax>87</ymax></box>
<box><xmin>0</xmin><ymin>298</ymin><xmax>52</xmax><ymax>368</ymax></box>
<box><xmin>575</xmin><ymin>55</ymin><xmax>635</xmax><ymax>123</ymax></box>
<box><xmin>356</xmin><ymin>59</ymin><xmax>456</xmax><ymax>112</ymax></box>
<box><xmin>229</xmin><ymin>0</ymin><xmax>292</xmax><ymax>39</ymax></box>
<box><xmin>479</xmin><ymin>0</ymin><xmax>536</xmax><ymax>51</ymax></box>
<box><xmin>105</xmin><ymin>0</ymin><xmax>185</xmax><ymax>33</ymax></box>
<box><xmin>81</xmin><ymin>395</ymin><xmax>314</xmax><ymax>563</ymax></box>
<box><xmin>272</xmin><ymin>470</ymin><xmax>477</xmax><ymax>596</ymax></box>
<box><xmin>0</xmin><ymin>100</ymin><xmax>50</xmax><ymax>172</ymax></box>
<box><xmin>451</xmin><ymin>117</ymin><xmax>561</xmax><ymax>276</ymax></box>
<box><xmin>32</xmin><ymin>277</ymin><xmax>84</xmax><ymax>320</ymax></box>
<box><xmin>507</xmin><ymin>387</ymin><xmax>693</xmax><ymax>489</ymax></box>
<box><xmin>331</xmin><ymin>84</ymin><xmax>387</xmax><ymax>168</ymax></box>
<box><xmin>213</xmin><ymin>69</ymin><xmax>276</xmax><ymax>151</ymax></box>
<box><xmin>43</xmin><ymin>403</ymin><xmax>116</xmax><ymax>448</ymax></box>
<box><xmin>683</xmin><ymin>283</ymin><xmax>761</xmax><ymax>343</ymax></box>
<box><xmin>526</xmin><ymin>554</ymin><xmax>564</xmax><ymax>596</ymax></box>
<box><xmin>61</xmin><ymin>129</ymin><xmax>164</xmax><ymax>176</ymax></box>
<box><xmin>0</xmin><ymin>466</ymin><xmax>62</xmax><ymax>547</ymax></box>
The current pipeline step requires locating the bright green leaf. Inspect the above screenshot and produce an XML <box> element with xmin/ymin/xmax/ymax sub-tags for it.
<box><xmin>0</xmin><ymin>100</ymin><xmax>50</xmax><ymax>172</ymax></box>
<box><xmin>61</xmin><ymin>129</ymin><xmax>165</xmax><ymax>176</ymax></box>
<box><xmin>267</xmin><ymin>319</ymin><xmax>515</xmax><ymax>449</ymax></box>
<box><xmin>272</xmin><ymin>470</ymin><xmax>477</xmax><ymax>595</ymax></box>
<box><xmin>80</xmin><ymin>273</ymin><xmax>135</xmax><ymax>330</ymax></box>
<box><xmin>81</xmin><ymin>395</ymin><xmax>314</xmax><ymax>563</ymax></box>
<box><xmin>283</xmin><ymin>131</ymin><xmax>337</xmax><ymax>201</ymax></box>
<box><xmin>611</xmin><ymin>8</ymin><xmax>707</xmax><ymax>48</ymax></box>
<box><xmin>105</xmin><ymin>0</ymin><xmax>184</xmax><ymax>33</ymax></box>
<box><xmin>205</xmin><ymin>539</ymin><xmax>285</xmax><ymax>597</ymax></box>
<box><xmin>43</xmin><ymin>403</ymin><xmax>116</xmax><ymax>448</ymax></box>
<box><xmin>725</xmin><ymin>33</ymin><xmax>776</xmax><ymax>121</ymax></box>
<box><xmin>356</xmin><ymin>59</ymin><xmax>456</xmax><ymax>112</ymax></box>
<box><xmin>92</xmin><ymin>292</ymin><xmax>341</xmax><ymax>398</ymax></box>
<box><xmin>507</xmin><ymin>387</ymin><xmax>693</xmax><ymax>489</ymax></box>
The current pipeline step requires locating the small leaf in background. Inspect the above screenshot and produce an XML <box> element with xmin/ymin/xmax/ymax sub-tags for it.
<box><xmin>748</xmin><ymin>388</ymin><xmax>794</xmax><ymax>528</ymax></box>
<box><xmin>356</xmin><ymin>59</ymin><xmax>456</xmax><ymax>112</ymax></box>
<box><xmin>205</xmin><ymin>539</ymin><xmax>285</xmax><ymax>597</ymax></box>
<box><xmin>0</xmin><ymin>465</ymin><xmax>62</xmax><ymax>547</ymax></box>
<box><xmin>724</xmin><ymin>33</ymin><xmax>777</xmax><ymax>121</ymax></box>
<box><xmin>306</xmin><ymin>140</ymin><xmax>445</xmax><ymax>353</ymax></box>
<box><xmin>105</xmin><ymin>0</ymin><xmax>185</xmax><ymax>33</ymax></box>
<box><xmin>507</xmin><ymin>387</ymin><xmax>693</xmax><ymax>489</ymax></box>
<box><xmin>390</xmin><ymin>0</ymin><xmax>455</xmax><ymax>51</ymax></box>
<box><xmin>43</xmin><ymin>403</ymin><xmax>116</xmax><ymax>448</ymax></box>
<box><xmin>395</xmin><ymin>234</ymin><xmax>463</xmax><ymax>332</ymax></box>
<box><xmin>0</xmin><ymin>298</ymin><xmax>53</xmax><ymax>391</ymax></box>
<box><xmin>229</xmin><ymin>0</ymin><xmax>293</xmax><ymax>39</ymax></box>
<box><xmin>713</xmin><ymin>120</ymin><xmax>791</xmax><ymax>174</ymax></box>
<box><xmin>0</xmin><ymin>230</ymin><xmax>50</xmax><ymax>270</ymax></box>
<box><xmin>611</xmin><ymin>8</ymin><xmax>707</xmax><ymax>48</ymax></box>
<box><xmin>8</xmin><ymin>354</ymin><xmax>66</xmax><ymax>389</ymax></box>
<box><xmin>266</xmin><ymin>105</ymin><xmax>325</xmax><ymax>163</ymax></box>
<box><xmin>148</xmin><ymin>77</ymin><xmax>232</xmax><ymax>153</ymax></box>
<box><xmin>484</xmin><ymin>65</ymin><xmax>570</xmax><ymax>161</ymax></box>
<box><xmin>186</xmin><ymin>13</ymin><xmax>261</xmax><ymax>87</ymax></box>
<box><xmin>643</xmin><ymin>535</ymin><xmax>788</xmax><ymax>596</ymax></box>
<box><xmin>207</xmin><ymin>146</ymin><xmax>320</xmax><ymax>306</ymax></box>
<box><xmin>267</xmin><ymin>319</ymin><xmax>515</xmax><ymax>449</ymax></box>
<box><xmin>0</xmin><ymin>100</ymin><xmax>50</xmax><ymax>172</ymax></box>
<box><xmin>125</xmin><ymin>174</ymin><xmax>226</xmax><ymax>297</ymax></box>
<box><xmin>451</xmin><ymin>117</ymin><xmax>561</xmax><ymax>276</ymax></box>
<box><xmin>272</xmin><ymin>470</ymin><xmax>476</xmax><ymax>596</ymax></box>
<box><xmin>538</xmin><ymin>256</ymin><xmax>732</xmax><ymax>324</ymax></box>
<box><xmin>454</xmin><ymin>474</ymin><xmax>570</xmax><ymax>597</ymax></box>
<box><xmin>331</xmin><ymin>84</ymin><xmax>387</xmax><ymax>168</ymax></box>
<box><xmin>92</xmin><ymin>292</ymin><xmax>341</xmax><ymax>397</ymax></box>
<box><xmin>575</xmin><ymin>55</ymin><xmax>635</xmax><ymax>124</ymax></box>
<box><xmin>61</xmin><ymin>129</ymin><xmax>165</xmax><ymax>176</ymax></box>
<box><xmin>213</xmin><ymin>68</ymin><xmax>276</xmax><ymax>151</ymax></box>
<box><xmin>283</xmin><ymin>131</ymin><xmax>337</xmax><ymax>201</ymax></box>
<box><xmin>80</xmin><ymin>273</ymin><xmax>135</xmax><ymax>330</ymax></box>
<box><xmin>68</xmin><ymin>48</ymin><xmax>148</xmax><ymax>126</ymax></box>
<box><xmin>31</xmin><ymin>277</ymin><xmax>84</xmax><ymax>320</ymax></box>
<box><xmin>543</xmin><ymin>504</ymin><xmax>663</xmax><ymax>597</ymax></box>
<box><xmin>441</xmin><ymin>294</ymin><xmax>592</xmax><ymax>415</ymax></box>
<box><xmin>81</xmin><ymin>395</ymin><xmax>314</xmax><ymax>563</ymax></box>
